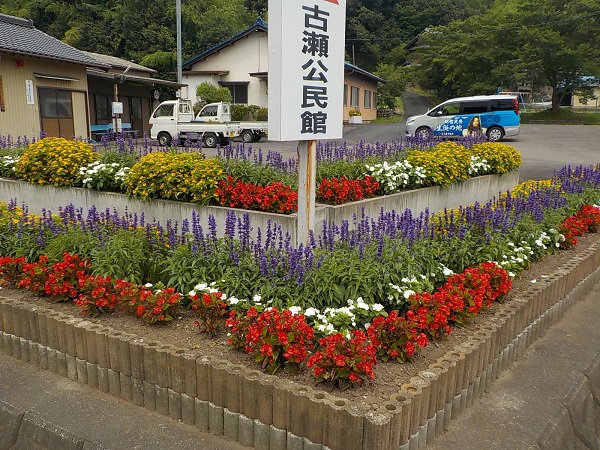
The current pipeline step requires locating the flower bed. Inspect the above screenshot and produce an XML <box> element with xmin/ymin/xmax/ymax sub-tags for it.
<box><xmin>1</xmin><ymin>136</ymin><xmax>521</xmax><ymax>215</ymax></box>
<box><xmin>2</xmin><ymin>174</ymin><xmax>600</xmax><ymax>389</ymax></box>
<box><xmin>1</xmin><ymin>231</ymin><xmax>600</xmax><ymax>449</ymax></box>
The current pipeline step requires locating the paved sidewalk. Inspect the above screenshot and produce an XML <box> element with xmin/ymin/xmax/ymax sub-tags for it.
<box><xmin>426</xmin><ymin>279</ymin><xmax>600</xmax><ymax>449</ymax></box>
<box><xmin>0</xmin><ymin>352</ymin><xmax>247</xmax><ymax>450</ymax></box>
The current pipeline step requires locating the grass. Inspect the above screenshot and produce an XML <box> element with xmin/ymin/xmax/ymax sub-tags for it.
<box><xmin>520</xmin><ymin>108</ymin><xmax>600</xmax><ymax>125</ymax></box>
<box><xmin>372</xmin><ymin>115</ymin><xmax>403</xmax><ymax>124</ymax></box>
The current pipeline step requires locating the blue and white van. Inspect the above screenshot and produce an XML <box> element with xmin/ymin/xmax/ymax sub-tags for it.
<box><xmin>405</xmin><ymin>95</ymin><xmax>520</xmax><ymax>142</ymax></box>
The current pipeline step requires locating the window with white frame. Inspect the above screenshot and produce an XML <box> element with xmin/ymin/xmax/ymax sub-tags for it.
<box><xmin>350</xmin><ymin>86</ymin><xmax>359</xmax><ymax>108</ymax></box>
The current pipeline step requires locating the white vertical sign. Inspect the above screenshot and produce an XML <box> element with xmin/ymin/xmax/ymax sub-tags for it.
<box><xmin>268</xmin><ymin>0</ymin><xmax>346</xmax><ymax>141</ymax></box>
<box><xmin>25</xmin><ymin>80</ymin><xmax>34</xmax><ymax>105</ymax></box>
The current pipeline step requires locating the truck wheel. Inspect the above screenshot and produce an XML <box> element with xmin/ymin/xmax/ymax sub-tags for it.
<box><xmin>240</xmin><ymin>130</ymin><xmax>254</xmax><ymax>143</ymax></box>
<box><xmin>157</xmin><ymin>132</ymin><xmax>172</xmax><ymax>146</ymax></box>
<box><xmin>203</xmin><ymin>133</ymin><xmax>218</xmax><ymax>148</ymax></box>
<box><xmin>486</xmin><ymin>126</ymin><xmax>505</xmax><ymax>142</ymax></box>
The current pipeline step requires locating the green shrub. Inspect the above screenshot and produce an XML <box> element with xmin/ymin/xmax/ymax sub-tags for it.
<box><xmin>218</xmin><ymin>158</ymin><xmax>297</xmax><ymax>188</ymax></box>
<box><xmin>124</xmin><ymin>152</ymin><xmax>226</xmax><ymax>204</ymax></box>
<box><xmin>98</xmin><ymin>149</ymin><xmax>139</xmax><ymax>168</ymax></box>
<box><xmin>44</xmin><ymin>228</ymin><xmax>101</xmax><ymax>262</ymax></box>
<box><xmin>91</xmin><ymin>229</ymin><xmax>148</xmax><ymax>284</ymax></box>
<box><xmin>257</xmin><ymin>108</ymin><xmax>268</xmax><ymax>121</ymax></box>
<box><xmin>0</xmin><ymin>154</ymin><xmax>19</xmax><ymax>178</ymax></box>
<box><xmin>317</xmin><ymin>156</ymin><xmax>383</xmax><ymax>181</ymax></box>
<box><xmin>0</xmin><ymin>229</ymin><xmax>45</xmax><ymax>261</ymax></box>
<box><xmin>15</xmin><ymin>137</ymin><xmax>98</xmax><ymax>186</ymax></box>
<box><xmin>231</xmin><ymin>104</ymin><xmax>265</xmax><ymax>121</ymax></box>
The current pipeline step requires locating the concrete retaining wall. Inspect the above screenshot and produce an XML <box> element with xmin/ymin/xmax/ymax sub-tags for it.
<box><xmin>1</xmin><ymin>235</ymin><xmax>600</xmax><ymax>450</ymax></box>
<box><xmin>0</xmin><ymin>172</ymin><xmax>519</xmax><ymax>242</ymax></box>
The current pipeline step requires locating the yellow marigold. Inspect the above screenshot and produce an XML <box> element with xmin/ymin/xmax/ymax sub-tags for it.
<box><xmin>124</xmin><ymin>152</ymin><xmax>224</xmax><ymax>204</ymax></box>
<box><xmin>472</xmin><ymin>142</ymin><xmax>522</xmax><ymax>174</ymax></box>
<box><xmin>15</xmin><ymin>137</ymin><xmax>98</xmax><ymax>187</ymax></box>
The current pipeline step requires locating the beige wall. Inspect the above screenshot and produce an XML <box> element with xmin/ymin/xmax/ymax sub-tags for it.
<box><xmin>0</xmin><ymin>52</ymin><xmax>89</xmax><ymax>139</ymax></box>
<box><xmin>573</xmin><ymin>87</ymin><xmax>600</xmax><ymax>109</ymax></box>
<box><xmin>185</xmin><ymin>33</ymin><xmax>382</xmax><ymax>122</ymax></box>
<box><xmin>186</xmin><ymin>32</ymin><xmax>269</xmax><ymax>107</ymax></box>
<box><xmin>343</xmin><ymin>71</ymin><xmax>379</xmax><ymax>122</ymax></box>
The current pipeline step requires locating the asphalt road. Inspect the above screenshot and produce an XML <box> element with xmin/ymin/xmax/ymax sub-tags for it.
<box><xmin>216</xmin><ymin>122</ymin><xmax>600</xmax><ymax>183</ymax></box>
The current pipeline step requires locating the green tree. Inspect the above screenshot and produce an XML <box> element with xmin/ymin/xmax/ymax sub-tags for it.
<box><xmin>507</xmin><ymin>0</ymin><xmax>600</xmax><ymax>110</ymax></box>
<box><xmin>194</xmin><ymin>82</ymin><xmax>232</xmax><ymax>112</ymax></box>
<box><xmin>414</xmin><ymin>0</ymin><xmax>600</xmax><ymax>110</ymax></box>
<box><xmin>373</xmin><ymin>63</ymin><xmax>408</xmax><ymax>109</ymax></box>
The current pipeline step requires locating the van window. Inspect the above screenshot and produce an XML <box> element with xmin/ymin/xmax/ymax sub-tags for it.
<box><xmin>461</xmin><ymin>102</ymin><xmax>489</xmax><ymax>114</ymax></box>
<box><xmin>492</xmin><ymin>99</ymin><xmax>517</xmax><ymax>111</ymax></box>
<box><xmin>430</xmin><ymin>102</ymin><xmax>460</xmax><ymax>116</ymax></box>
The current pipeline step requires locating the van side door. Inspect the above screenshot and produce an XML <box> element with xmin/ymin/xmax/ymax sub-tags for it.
<box><xmin>430</xmin><ymin>101</ymin><xmax>462</xmax><ymax>137</ymax></box>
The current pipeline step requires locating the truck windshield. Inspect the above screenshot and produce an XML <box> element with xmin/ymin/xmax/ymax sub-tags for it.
<box><xmin>154</xmin><ymin>104</ymin><xmax>174</xmax><ymax>118</ymax></box>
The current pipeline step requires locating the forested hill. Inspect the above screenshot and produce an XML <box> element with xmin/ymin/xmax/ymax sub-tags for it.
<box><xmin>1</xmin><ymin>0</ymin><xmax>494</xmax><ymax>76</ymax></box>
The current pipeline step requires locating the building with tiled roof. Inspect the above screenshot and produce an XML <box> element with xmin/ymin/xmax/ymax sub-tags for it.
<box><xmin>0</xmin><ymin>12</ymin><xmax>186</xmax><ymax>140</ymax></box>
<box><xmin>0</xmin><ymin>13</ymin><xmax>109</xmax><ymax>138</ymax></box>
<box><xmin>0</xmin><ymin>13</ymin><xmax>108</xmax><ymax>69</ymax></box>
<box><xmin>181</xmin><ymin>19</ymin><xmax>386</xmax><ymax>122</ymax></box>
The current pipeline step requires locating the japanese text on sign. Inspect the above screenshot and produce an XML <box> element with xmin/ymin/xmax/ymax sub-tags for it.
<box><xmin>268</xmin><ymin>0</ymin><xmax>346</xmax><ymax>141</ymax></box>
<box><xmin>300</xmin><ymin>5</ymin><xmax>330</xmax><ymax>134</ymax></box>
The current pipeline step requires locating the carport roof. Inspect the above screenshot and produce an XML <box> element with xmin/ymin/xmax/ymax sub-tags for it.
<box><xmin>0</xmin><ymin>13</ymin><xmax>108</xmax><ymax>69</ymax></box>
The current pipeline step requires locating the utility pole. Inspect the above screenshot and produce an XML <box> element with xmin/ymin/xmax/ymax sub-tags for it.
<box><xmin>176</xmin><ymin>0</ymin><xmax>182</xmax><ymax>86</ymax></box>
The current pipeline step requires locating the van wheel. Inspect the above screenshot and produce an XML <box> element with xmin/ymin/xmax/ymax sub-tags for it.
<box><xmin>415</xmin><ymin>127</ymin><xmax>432</xmax><ymax>139</ymax></box>
<box><xmin>157</xmin><ymin>132</ymin><xmax>172</xmax><ymax>146</ymax></box>
<box><xmin>203</xmin><ymin>133</ymin><xmax>218</xmax><ymax>148</ymax></box>
<box><xmin>240</xmin><ymin>130</ymin><xmax>255</xmax><ymax>143</ymax></box>
<box><xmin>487</xmin><ymin>126</ymin><xmax>504</xmax><ymax>142</ymax></box>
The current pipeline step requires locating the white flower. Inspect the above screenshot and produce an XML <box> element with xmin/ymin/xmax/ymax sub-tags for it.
<box><xmin>228</xmin><ymin>297</ymin><xmax>240</xmax><ymax>305</ymax></box>
<box><xmin>288</xmin><ymin>306</ymin><xmax>301</xmax><ymax>315</ymax></box>
<box><xmin>371</xmin><ymin>303</ymin><xmax>384</xmax><ymax>312</ymax></box>
<box><xmin>188</xmin><ymin>290</ymin><xmax>196</xmax><ymax>297</ymax></box>
<box><xmin>144</xmin><ymin>282</ymin><xmax>153</xmax><ymax>288</ymax></box>
<box><xmin>403</xmin><ymin>289</ymin><xmax>416</xmax><ymax>299</ymax></box>
<box><xmin>356</xmin><ymin>297</ymin><xmax>369</xmax><ymax>310</ymax></box>
<box><xmin>253</xmin><ymin>294</ymin><xmax>262</xmax><ymax>303</ymax></box>
<box><xmin>304</xmin><ymin>307</ymin><xmax>320</xmax><ymax>317</ymax></box>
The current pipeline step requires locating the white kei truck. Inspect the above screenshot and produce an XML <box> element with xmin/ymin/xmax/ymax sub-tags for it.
<box><xmin>149</xmin><ymin>99</ymin><xmax>268</xmax><ymax>147</ymax></box>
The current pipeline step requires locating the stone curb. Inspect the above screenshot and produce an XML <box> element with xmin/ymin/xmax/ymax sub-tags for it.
<box><xmin>0</xmin><ymin>399</ymin><xmax>105</xmax><ymax>450</ymax></box>
<box><xmin>1</xmin><ymin>236</ymin><xmax>600</xmax><ymax>449</ymax></box>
